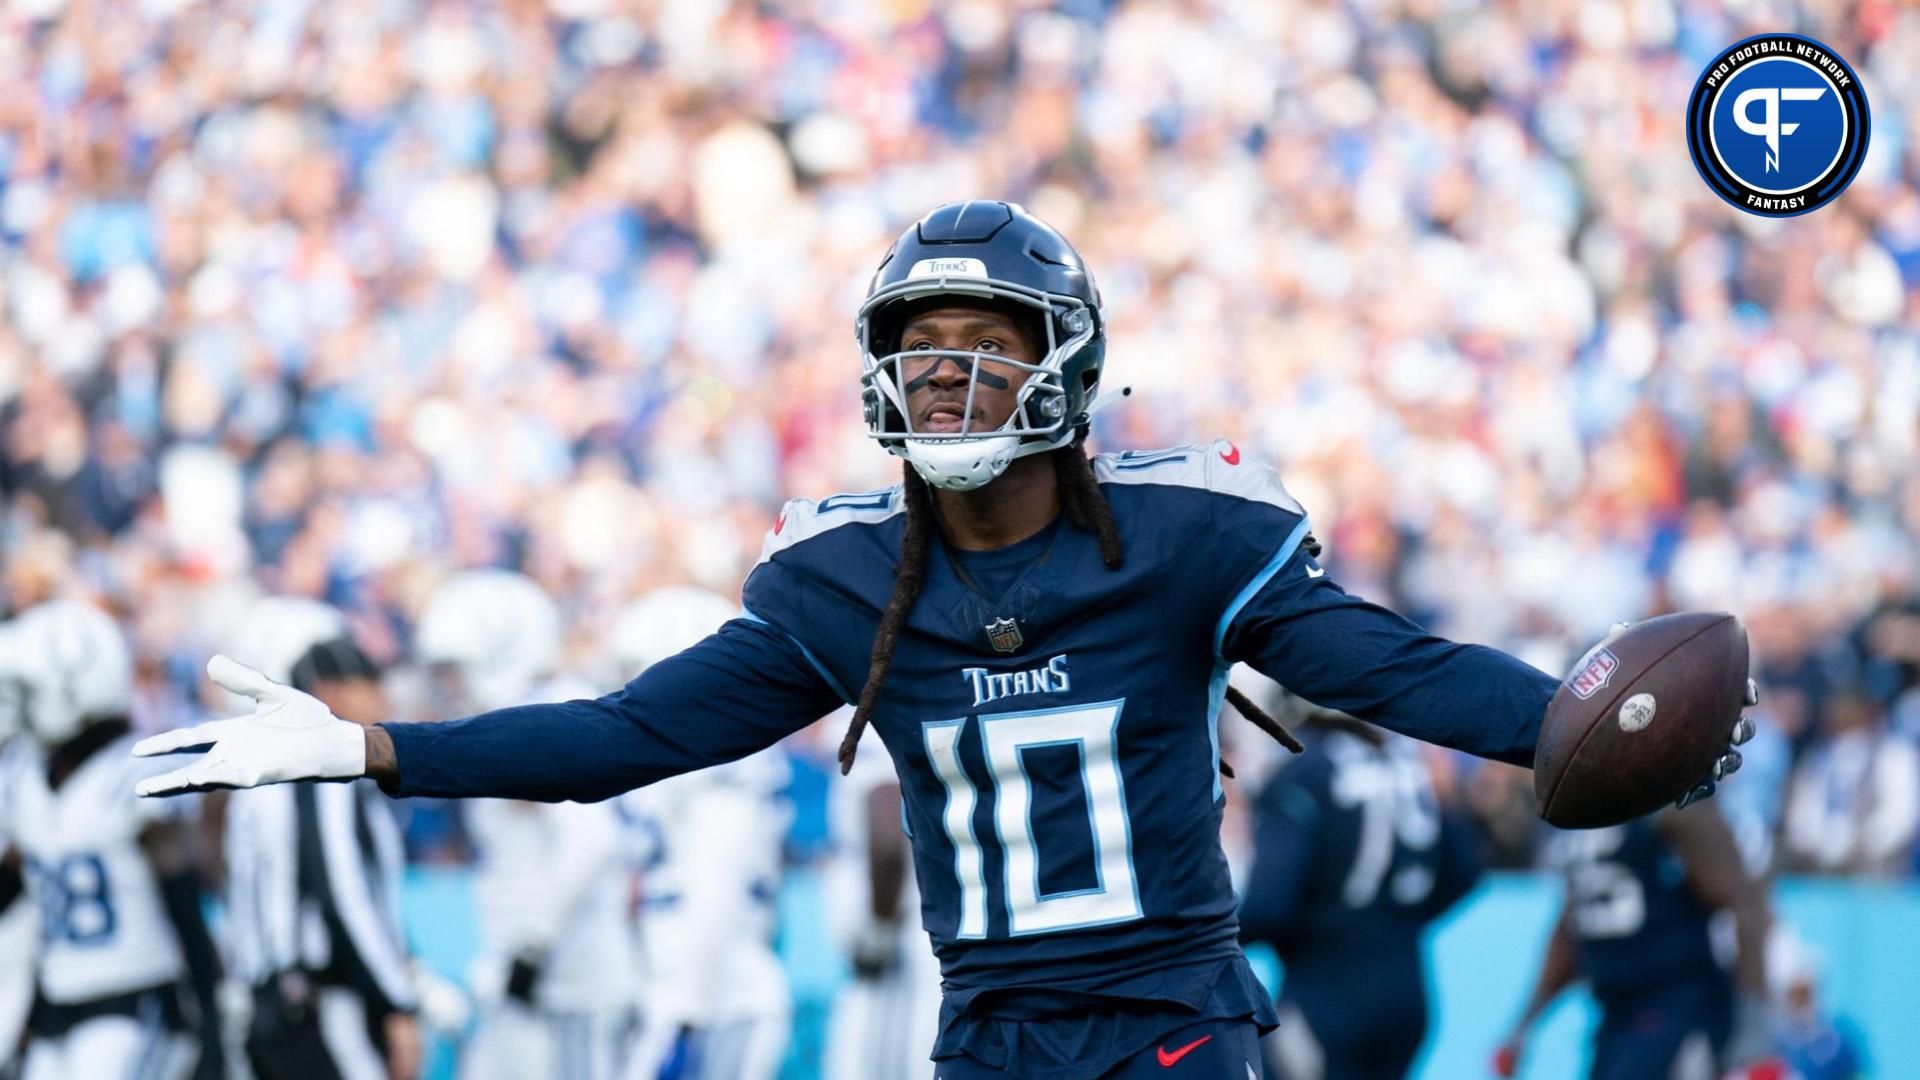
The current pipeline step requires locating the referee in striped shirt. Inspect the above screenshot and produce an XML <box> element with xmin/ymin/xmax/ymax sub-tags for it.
<box><xmin>225</xmin><ymin>635</ymin><xmax>421</xmax><ymax>1080</ymax></box>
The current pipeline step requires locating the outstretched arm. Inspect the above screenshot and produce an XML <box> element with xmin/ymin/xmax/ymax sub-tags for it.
<box><xmin>1493</xmin><ymin>902</ymin><xmax>1581</xmax><ymax>1076</ymax></box>
<box><xmin>1195</xmin><ymin>445</ymin><xmax>1744</xmax><ymax>801</ymax></box>
<box><xmin>1513</xmin><ymin>902</ymin><xmax>1581</xmax><ymax>1024</ymax></box>
<box><xmin>1198</xmin><ymin>447</ymin><xmax>1552</xmax><ymax>766</ymax></box>
<box><xmin>1221</xmin><ymin>546</ymin><xmax>1554</xmax><ymax>766</ymax></box>
<box><xmin>136</xmin><ymin>617</ymin><xmax>845</xmax><ymax>802</ymax></box>
<box><xmin>1659</xmin><ymin>803</ymin><xmax>1770</xmax><ymax>997</ymax></box>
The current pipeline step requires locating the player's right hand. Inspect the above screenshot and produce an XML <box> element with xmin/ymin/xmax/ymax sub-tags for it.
<box><xmin>131</xmin><ymin>655</ymin><xmax>368</xmax><ymax>796</ymax></box>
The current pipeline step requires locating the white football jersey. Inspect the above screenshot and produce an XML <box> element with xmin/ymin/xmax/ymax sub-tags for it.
<box><xmin>0</xmin><ymin>739</ymin><xmax>38</xmax><ymax>1054</ymax></box>
<box><xmin>822</xmin><ymin>734</ymin><xmax>942</xmax><ymax>1080</ymax></box>
<box><xmin>620</xmin><ymin>747</ymin><xmax>791</xmax><ymax>1024</ymax></box>
<box><xmin>0</xmin><ymin>736</ymin><xmax>193</xmax><ymax>1003</ymax></box>
<box><xmin>825</xmin><ymin>738</ymin><xmax>927</xmax><ymax>948</ymax></box>
<box><xmin>467</xmin><ymin>677</ymin><xmax>638</xmax><ymax>1013</ymax></box>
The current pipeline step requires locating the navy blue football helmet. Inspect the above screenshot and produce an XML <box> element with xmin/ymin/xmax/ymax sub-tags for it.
<box><xmin>858</xmin><ymin>201</ymin><xmax>1107</xmax><ymax>490</ymax></box>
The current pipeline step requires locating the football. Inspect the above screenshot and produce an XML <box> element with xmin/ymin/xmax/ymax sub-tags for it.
<box><xmin>1534</xmin><ymin>612</ymin><xmax>1750</xmax><ymax>829</ymax></box>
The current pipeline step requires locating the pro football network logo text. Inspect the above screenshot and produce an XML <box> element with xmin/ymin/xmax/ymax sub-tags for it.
<box><xmin>1687</xmin><ymin>34</ymin><xmax>1869</xmax><ymax>217</ymax></box>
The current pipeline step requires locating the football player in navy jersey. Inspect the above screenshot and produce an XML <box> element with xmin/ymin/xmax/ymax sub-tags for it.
<box><xmin>1493</xmin><ymin>802</ymin><xmax>1773</xmax><ymax>1080</ymax></box>
<box><xmin>1239</xmin><ymin>709</ymin><xmax>1484</xmax><ymax>1080</ymax></box>
<box><xmin>131</xmin><ymin>201</ymin><xmax>1750</xmax><ymax>1080</ymax></box>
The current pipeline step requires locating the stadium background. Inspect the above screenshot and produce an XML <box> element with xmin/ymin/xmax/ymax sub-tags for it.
<box><xmin>2</xmin><ymin>0</ymin><xmax>1918</xmax><ymax>1077</ymax></box>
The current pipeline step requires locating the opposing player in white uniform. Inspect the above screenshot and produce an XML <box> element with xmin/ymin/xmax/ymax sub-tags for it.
<box><xmin>822</xmin><ymin>733</ymin><xmax>940</xmax><ymax>1080</ymax></box>
<box><xmin>416</xmin><ymin>571</ymin><xmax>639</xmax><ymax>1080</ymax></box>
<box><xmin>607</xmin><ymin>588</ymin><xmax>792</xmax><ymax>1080</ymax></box>
<box><xmin>0</xmin><ymin>620</ymin><xmax>37</xmax><ymax>1076</ymax></box>
<box><xmin>0</xmin><ymin>601</ymin><xmax>222</xmax><ymax>1080</ymax></box>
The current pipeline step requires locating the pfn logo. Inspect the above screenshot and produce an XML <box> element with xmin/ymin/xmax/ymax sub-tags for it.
<box><xmin>1687</xmin><ymin>34</ymin><xmax>1868</xmax><ymax>217</ymax></box>
<box><xmin>1732</xmin><ymin>86</ymin><xmax>1828</xmax><ymax>173</ymax></box>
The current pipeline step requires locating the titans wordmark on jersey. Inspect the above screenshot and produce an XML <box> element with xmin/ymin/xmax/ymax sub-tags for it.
<box><xmin>387</xmin><ymin>441</ymin><xmax>1555</xmax><ymax>1077</ymax></box>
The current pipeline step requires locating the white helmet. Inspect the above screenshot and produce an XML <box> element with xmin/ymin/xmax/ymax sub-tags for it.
<box><xmin>415</xmin><ymin>570</ymin><xmax>562</xmax><ymax>712</ymax></box>
<box><xmin>225</xmin><ymin>597</ymin><xmax>350</xmax><ymax>684</ymax></box>
<box><xmin>608</xmin><ymin>586</ymin><xmax>739</xmax><ymax>677</ymax></box>
<box><xmin>5</xmin><ymin>600</ymin><xmax>134</xmax><ymax>746</ymax></box>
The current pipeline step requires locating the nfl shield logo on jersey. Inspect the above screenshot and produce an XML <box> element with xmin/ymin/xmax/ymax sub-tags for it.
<box><xmin>984</xmin><ymin>617</ymin><xmax>1023</xmax><ymax>654</ymax></box>
<box><xmin>1567</xmin><ymin>647</ymin><xmax>1621</xmax><ymax>700</ymax></box>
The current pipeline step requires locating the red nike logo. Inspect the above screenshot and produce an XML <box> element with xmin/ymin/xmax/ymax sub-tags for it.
<box><xmin>1219</xmin><ymin>443</ymin><xmax>1240</xmax><ymax>466</ymax></box>
<box><xmin>1156</xmin><ymin>1035</ymin><xmax>1212</xmax><ymax>1067</ymax></box>
<box><xmin>773</xmin><ymin>513</ymin><xmax>786</xmax><ymax>535</ymax></box>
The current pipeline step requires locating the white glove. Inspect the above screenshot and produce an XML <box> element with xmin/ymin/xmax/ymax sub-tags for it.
<box><xmin>132</xmin><ymin>655</ymin><xmax>367</xmax><ymax>796</ymax></box>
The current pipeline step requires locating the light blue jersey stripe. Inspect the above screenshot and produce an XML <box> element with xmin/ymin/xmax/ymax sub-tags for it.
<box><xmin>741</xmin><ymin>609</ymin><xmax>855</xmax><ymax>704</ymax></box>
<box><xmin>1205</xmin><ymin>663</ymin><xmax>1231</xmax><ymax>802</ymax></box>
<box><xmin>1212</xmin><ymin>516</ymin><xmax>1313</xmax><ymax>659</ymax></box>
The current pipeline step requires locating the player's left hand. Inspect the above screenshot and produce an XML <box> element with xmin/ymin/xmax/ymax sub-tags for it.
<box><xmin>131</xmin><ymin>655</ymin><xmax>368</xmax><ymax>796</ymax></box>
<box><xmin>1675</xmin><ymin>677</ymin><xmax>1760</xmax><ymax>810</ymax></box>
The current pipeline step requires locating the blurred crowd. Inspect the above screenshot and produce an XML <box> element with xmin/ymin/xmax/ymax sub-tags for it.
<box><xmin>2</xmin><ymin>0</ymin><xmax>1919</xmax><ymax>882</ymax></box>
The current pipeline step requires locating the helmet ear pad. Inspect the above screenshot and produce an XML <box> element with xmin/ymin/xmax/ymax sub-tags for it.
<box><xmin>862</xmin><ymin>382</ymin><xmax>907</xmax><ymax>448</ymax></box>
<box><xmin>1051</xmin><ymin>335</ymin><xmax>1106</xmax><ymax>429</ymax></box>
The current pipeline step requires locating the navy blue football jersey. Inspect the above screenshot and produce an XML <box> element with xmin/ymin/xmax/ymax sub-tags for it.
<box><xmin>387</xmin><ymin>441</ymin><xmax>1556</xmax><ymax>1079</ymax></box>
<box><xmin>1240</xmin><ymin>726</ymin><xmax>1482</xmax><ymax>1078</ymax></box>
<box><xmin>1548</xmin><ymin>817</ymin><xmax>1726</xmax><ymax>1004</ymax></box>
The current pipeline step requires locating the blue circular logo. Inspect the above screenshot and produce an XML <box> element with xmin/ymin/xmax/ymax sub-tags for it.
<box><xmin>1687</xmin><ymin>34</ymin><xmax>1869</xmax><ymax>217</ymax></box>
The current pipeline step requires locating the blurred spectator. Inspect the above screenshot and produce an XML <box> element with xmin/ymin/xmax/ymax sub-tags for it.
<box><xmin>1768</xmin><ymin>931</ymin><xmax>1868</xmax><ymax>1080</ymax></box>
<box><xmin>1779</xmin><ymin>694</ymin><xmax>1920</xmax><ymax>877</ymax></box>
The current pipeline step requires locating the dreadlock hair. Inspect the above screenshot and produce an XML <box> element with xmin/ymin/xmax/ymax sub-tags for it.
<box><xmin>836</xmin><ymin>437</ymin><xmax>1302</xmax><ymax>774</ymax></box>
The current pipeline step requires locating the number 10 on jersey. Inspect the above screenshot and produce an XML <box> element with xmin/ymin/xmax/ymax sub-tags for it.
<box><xmin>923</xmin><ymin>699</ymin><xmax>1141</xmax><ymax>938</ymax></box>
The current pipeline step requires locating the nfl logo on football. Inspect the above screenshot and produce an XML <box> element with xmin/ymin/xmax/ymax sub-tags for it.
<box><xmin>1567</xmin><ymin>648</ymin><xmax>1621</xmax><ymax>700</ymax></box>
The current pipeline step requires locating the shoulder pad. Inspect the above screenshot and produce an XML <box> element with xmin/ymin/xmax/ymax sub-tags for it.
<box><xmin>1092</xmin><ymin>443</ymin><xmax>1209</xmax><ymax>488</ymax></box>
<box><xmin>756</xmin><ymin>486</ymin><xmax>905</xmax><ymax>566</ymax></box>
<box><xmin>1093</xmin><ymin>439</ymin><xmax>1303</xmax><ymax>515</ymax></box>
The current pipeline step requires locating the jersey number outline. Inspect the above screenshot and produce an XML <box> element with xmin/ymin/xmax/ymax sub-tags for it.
<box><xmin>924</xmin><ymin>699</ymin><xmax>1142</xmax><ymax>937</ymax></box>
<box><xmin>1329</xmin><ymin>754</ymin><xmax>1441</xmax><ymax>908</ymax></box>
<box><xmin>28</xmin><ymin>853</ymin><xmax>116</xmax><ymax>945</ymax></box>
<box><xmin>1561</xmin><ymin>827</ymin><xmax>1647</xmax><ymax>939</ymax></box>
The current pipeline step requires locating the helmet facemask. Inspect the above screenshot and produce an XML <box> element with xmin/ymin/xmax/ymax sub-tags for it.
<box><xmin>858</xmin><ymin>275</ymin><xmax>1098</xmax><ymax>492</ymax></box>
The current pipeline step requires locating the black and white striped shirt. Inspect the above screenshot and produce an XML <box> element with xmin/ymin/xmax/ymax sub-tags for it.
<box><xmin>224</xmin><ymin>780</ymin><xmax>416</xmax><ymax>1013</ymax></box>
